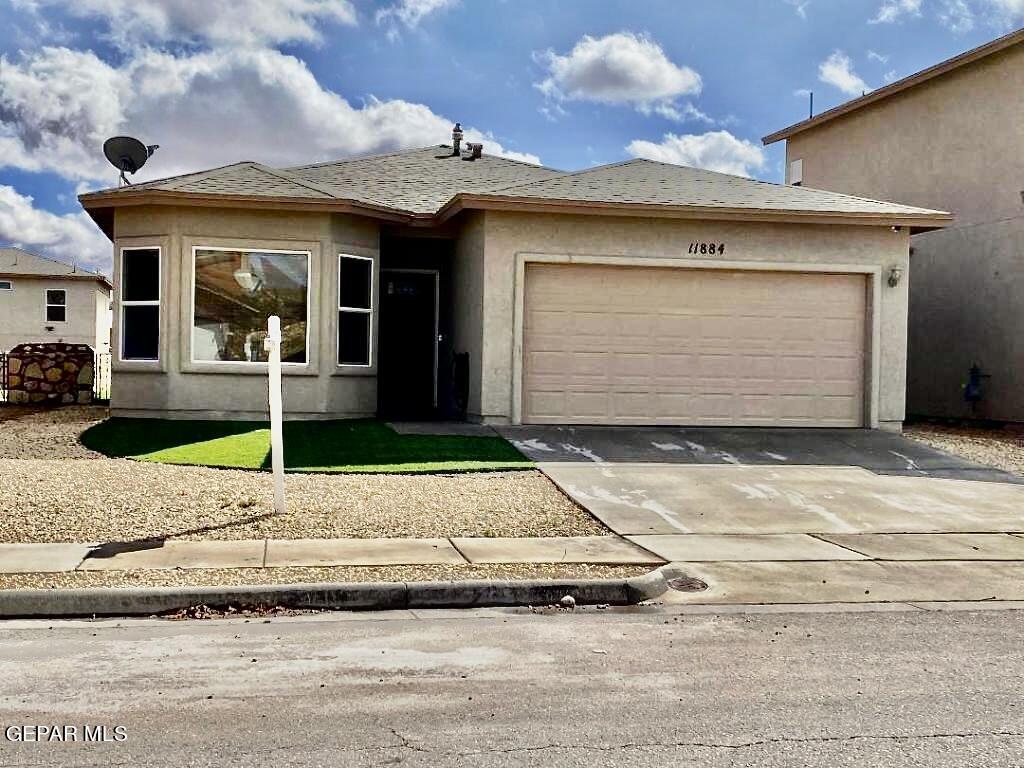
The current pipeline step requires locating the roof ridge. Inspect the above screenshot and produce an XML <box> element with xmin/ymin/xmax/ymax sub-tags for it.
<box><xmin>286</xmin><ymin>144</ymin><xmax>561</xmax><ymax>173</ymax></box>
<box><xmin>248</xmin><ymin>163</ymin><xmax>340</xmax><ymax>198</ymax></box>
<box><xmin>82</xmin><ymin>161</ymin><xmax>260</xmax><ymax>196</ymax></box>
<box><xmin>483</xmin><ymin>158</ymin><xmax>635</xmax><ymax>194</ymax></box>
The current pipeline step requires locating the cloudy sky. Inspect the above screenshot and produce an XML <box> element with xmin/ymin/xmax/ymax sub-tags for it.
<box><xmin>1</xmin><ymin>0</ymin><xmax>1021</xmax><ymax>273</ymax></box>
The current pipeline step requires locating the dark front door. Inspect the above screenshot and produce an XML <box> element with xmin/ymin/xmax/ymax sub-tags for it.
<box><xmin>378</xmin><ymin>270</ymin><xmax>438</xmax><ymax>419</ymax></box>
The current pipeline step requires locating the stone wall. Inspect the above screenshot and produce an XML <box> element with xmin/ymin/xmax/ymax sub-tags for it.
<box><xmin>6</xmin><ymin>343</ymin><xmax>94</xmax><ymax>405</ymax></box>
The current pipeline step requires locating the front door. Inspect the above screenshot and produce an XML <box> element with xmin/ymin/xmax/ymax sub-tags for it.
<box><xmin>378</xmin><ymin>270</ymin><xmax>438</xmax><ymax>419</ymax></box>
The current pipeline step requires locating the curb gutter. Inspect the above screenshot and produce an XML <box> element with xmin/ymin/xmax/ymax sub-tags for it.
<box><xmin>0</xmin><ymin>565</ymin><xmax>685</xmax><ymax>619</ymax></box>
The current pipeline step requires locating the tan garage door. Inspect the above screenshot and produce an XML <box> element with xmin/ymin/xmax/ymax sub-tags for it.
<box><xmin>522</xmin><ymin>264</ymin><xmax>867</xmax><ymax>426</ymax></box>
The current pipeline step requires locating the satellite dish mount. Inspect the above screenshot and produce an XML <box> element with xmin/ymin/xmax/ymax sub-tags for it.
<box><xmin>103</xmin><ymin>136</ymin><xmax>159</xmax><ymax>186</ymax></box>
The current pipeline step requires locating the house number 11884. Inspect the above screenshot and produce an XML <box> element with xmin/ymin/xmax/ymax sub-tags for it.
<box><xmin>688</xmin><ymin>242</ymin><xmax>726</xmax><ymax>255</ymax></box>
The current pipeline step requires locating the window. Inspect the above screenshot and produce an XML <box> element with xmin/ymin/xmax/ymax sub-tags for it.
<box><xmin>0</xmin><ymin>280</ymin><xmax>12</xmax><ymax>290</ymax></box>
<box><xmin>338</xmin><ymin>254</ymin><xmax>373</xmax><ymax>366</ymax></box>
<box><xmin>120</xmin><ymin>247</ymin><xmax>160</xmax><ymax>361</ymax></box>
<box><xmin>45</xmin><ymin>289</ymin><xmax>66</xmax><ymax>323</ymax></box>
<box><xmin>789</xmin><ymin>158</ymin><xmax>803</xmax><ymax>186</ymax></box>
<box><xmin>192</xmin><ymin>247</ymin><xmax>309</xmax><ymax>364</ymax></box>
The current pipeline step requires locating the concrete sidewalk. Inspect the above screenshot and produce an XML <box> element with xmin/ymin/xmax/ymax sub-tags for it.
<box><xmin>0</xmin><ymin>536</ymin><xmax>664</xmax><ymax>574</ymax></box>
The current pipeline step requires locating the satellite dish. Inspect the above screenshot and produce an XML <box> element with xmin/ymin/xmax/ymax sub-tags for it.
<box><xmin>103</xmin><ymin>136</ymin><xmax>159</xmax><ymax>186</ymax></box>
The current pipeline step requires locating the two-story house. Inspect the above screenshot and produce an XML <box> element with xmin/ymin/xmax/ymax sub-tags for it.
<box><xmin>0</xmin><ymin>247</ymin><xmax>112</xmax><ymax>354</ymax></box>
<box><xmin>764</xmin><ymin>29</ymin><xmax>1024</xmax><ymax>422</ymax></box>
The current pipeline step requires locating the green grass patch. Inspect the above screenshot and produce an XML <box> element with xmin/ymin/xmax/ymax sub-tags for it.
<box><xmin>80</xmin><ymin>418</ymin><xmax>532</xmax><ymax>474</ymax></box>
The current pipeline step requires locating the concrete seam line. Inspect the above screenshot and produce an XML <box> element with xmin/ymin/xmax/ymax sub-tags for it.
<box><xmin>0</xmin><ymin>569</ymin><xmax>672</xmax><ymax>619</ymax></box>
<box><xmin>446</xmin><ymin>537</ymin><xmax>473</xmax><ymax>565</ymax></box>
<box><xmin>807</xmin><ymin>533</ymin><xmax>876</xmax><ymax>559</ymax></box>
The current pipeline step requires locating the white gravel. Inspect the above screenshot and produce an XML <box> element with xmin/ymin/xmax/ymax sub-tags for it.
<box><xmin>0</xmin><ymin>407</ymin><xmax>607</xmax><ymax>544</ymax></box>
<box><xmin>905</xmin><ymin>422</ymin><xmax>1024</xmax><ymax>476</ymax></box>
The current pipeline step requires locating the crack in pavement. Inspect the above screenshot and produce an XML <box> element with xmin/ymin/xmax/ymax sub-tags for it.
<box><xmin>449</xmin><ymin>730</ymin><xmax>1024</xmax><ymax>756</ymax></box>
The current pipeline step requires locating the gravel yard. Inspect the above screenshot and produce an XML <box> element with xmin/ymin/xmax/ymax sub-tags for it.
<box><xmin>905</xmin><ymin>422</ymin><xmax>1024</xmax><ymax>476</ymax></box>
<box><xmin>0</xmin><ymin>563</ymin><xmax>648</xmax><ymax>590</ymax></box>
<box><xmin>0</xmin><ymin>407</ymin><xmax>606</xmax><ymax>544</ymax></box>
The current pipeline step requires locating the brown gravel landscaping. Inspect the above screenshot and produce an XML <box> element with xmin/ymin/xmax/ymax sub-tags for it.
<box><xmin>905</xmin><ymin>422</ymin><xmax>1024</xmax><ymax>476</ymax></box>
<box><xmin>0</xmin><ymin>407</ymin><xmax>607</xmax><ymax>544</ymax></box>
<box><xmin>0</xmin><ymin>563</ymin><xmax>649</xmax><ymax>590</ymax></box>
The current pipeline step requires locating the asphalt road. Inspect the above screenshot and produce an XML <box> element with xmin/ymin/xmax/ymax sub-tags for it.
<box><xmin>1</xmin><ymin>605</ymin><xmax>1022</xmax><ymax>767</ymax></box>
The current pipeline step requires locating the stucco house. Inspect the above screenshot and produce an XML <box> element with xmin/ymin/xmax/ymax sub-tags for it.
<box><xmin>78</xmin><ymin>131</ymin><xmax>949</xmax><ymax>429</ymax></box>
<box><xmin>0</xmin><ymin>247</ymin><xmax>112</xmax><ymax>354</ymax></box>
<box><xmin>764</xmin><ymin>28</ymin><xmax>1024</xmax><ymax>422</ymax></box>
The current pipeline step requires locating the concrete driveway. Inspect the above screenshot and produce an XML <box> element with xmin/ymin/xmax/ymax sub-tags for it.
<box><xmin>497</xmin><ymin>426</ymin><xmax>1024</xmax><ymax>596</ymax></box>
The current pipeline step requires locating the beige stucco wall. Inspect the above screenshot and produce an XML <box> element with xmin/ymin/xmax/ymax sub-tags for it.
<box><xmin>451</xmin><ymin>211</ymin><xmax>486</xmax><ymax>416</ymax></box>
<box><xmin>0</xmin><ymin>277</ymin><xmax>110</xmax><ymax>353</ymax></box>
<box><xmin>477</xmin><ymin>211</ymin><xmax>910</xmax><ymax>429</ymax></box>
<box><xmin>784</xmin><ymin>42</ymin><xmax>1024</xmax><ymax>420</ymax></box>
<box><xmin>111</xmin><ymin>205</ymin><xmax>379</xmax><ymax>419</ymax></box>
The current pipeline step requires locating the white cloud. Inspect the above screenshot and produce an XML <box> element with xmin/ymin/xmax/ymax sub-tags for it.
<box><xmin>0</xmin><ymin>185</ymin><xmax>111</xmax><ymax>273</ymax></box>
<box><xmin>626</xmin><ymin>130</ymin><xmax>766</xmax><ymax>178</ymax></box>
<box><xmin>376</xmin><ymin>0</ymin><xmax>458</xmax><ymax>37</ymax></box>
<box><xmin>535</xmin><ymin>32</ymin><xmax>703</xmax><ymax>120</ymax></box>
<box><xmin>0</xmin><ymin>45</ymin><xmax>539</xmax><ymax>186</ymax></box>
<box><xmin>785</xmin><ymin>0</ymin><xmax>812</xmax><ymax>18</ymax></box>
<box><xmin>29</xmin><ymin>0</ymin><xmax>357</xmax><ymax>47</ymax></box>
<box><xmin>818</xmin><ymin>51</ymin><xmax>872</xmax><ymax>96</ymax></box>
<box><xmin>867</xmin><ymin>50</ymin><xmax>890</xmax><ymax>63</ymax></box>
<box><xmin>869</xmin><ymin>0</ymin><xmax>923</xmax><ymax>23</ymax></box>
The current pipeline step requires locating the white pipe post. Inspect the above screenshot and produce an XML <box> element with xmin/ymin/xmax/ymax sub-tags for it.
<box><xmin>264</xmin><ymin>315</ymin><xmax>286</xmax><ymax>515</ymax></box>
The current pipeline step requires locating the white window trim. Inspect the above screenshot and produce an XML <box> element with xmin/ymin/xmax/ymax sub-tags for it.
<box><xmin>119</xmin><ymin>246</ymin><xmax>161</xmax><ymax>362</ymax></box>
<box><xmin>0</xmin><ymin>280</ymin><xmax>12</xmax><ymax>291</ymax></box>
<box><xmin>190</xmin><ymin>245</ymin><xmax>312</xmax><ymax>367</ymax></box>
<box><xmin>337</xmin><ymin>253</ymin><xmax>374</xmax><ymax>368</ymax></box>
<box><xmin>44</xmin><ymin>287</ymin><xmax>67</xmax><ymax>324</ymax></box>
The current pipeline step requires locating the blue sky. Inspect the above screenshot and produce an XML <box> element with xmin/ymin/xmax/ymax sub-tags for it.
<box><xmin>1</xmin><ymin>0</ymin><xmax>1020</xmax><ymax>272</ymax></box>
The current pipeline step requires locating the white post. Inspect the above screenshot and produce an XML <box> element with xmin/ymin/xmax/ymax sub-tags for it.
<box><xmin>264</xmin><ymin>315</ymin><xmax>286</xmax><ymax>515</ymax></box>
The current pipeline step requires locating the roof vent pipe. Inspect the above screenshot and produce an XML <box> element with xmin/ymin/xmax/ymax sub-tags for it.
<box><xmin>451</xmin><ymin>123</ymin><xmax>463</xmax><ymax>156</ymax></box>
<box><xmin>463</xmin><ymin>142</ymin><xmax>483</xmax><ymax>161</ymax></box>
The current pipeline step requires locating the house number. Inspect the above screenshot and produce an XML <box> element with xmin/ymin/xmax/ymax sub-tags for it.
<box><xmin>688</xmin><ymin>242</ymin><xmax>726</xmax><ymax>255</ymax></box>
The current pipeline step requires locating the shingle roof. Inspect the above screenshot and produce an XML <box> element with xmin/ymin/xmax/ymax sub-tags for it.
<box><xmin>79</xmin><ymin>144</ymin><xmax>950</xmax><ymax>229</ymax></box>
<box><xmin>0</xmin><ymin>247</ymin><xmax>111</xmax><ymax>287</ymax></box>
<box><xmin>475</xmin><ymin>159</ymin><xmax>943</xmax><ymax>216</ymax></box>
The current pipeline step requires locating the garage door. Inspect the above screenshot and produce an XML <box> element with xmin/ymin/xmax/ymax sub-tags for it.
<box><xmin>522</xmin><ymin>264</ymin><xmax>867</xmax><ymax>426</ymax></box>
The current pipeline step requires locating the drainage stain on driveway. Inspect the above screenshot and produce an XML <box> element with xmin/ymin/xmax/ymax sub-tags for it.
<box><xmin>498</xmin><ymin>427</ymin><xmax>1024</xmax><ymax>537</ymax></box>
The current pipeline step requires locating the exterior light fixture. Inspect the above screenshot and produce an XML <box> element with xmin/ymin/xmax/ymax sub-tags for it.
<box><xmin>888</xmin><ymin>267</ymin><xmax>903</xmax><ymax>287</ymax></box>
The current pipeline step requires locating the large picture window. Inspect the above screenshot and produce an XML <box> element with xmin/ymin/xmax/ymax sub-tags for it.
<box><xmin>338</xmin><ymin>254</ymin><xmax>373</xmax><ymax>366</ymax></box>
<box><xmin>192</xmin><ymin>247</ymin><xmax>310</xmax><ymax>364</ymax></box>
<box><xmin>120</xmin><ymin>247</ymin><xmax>160</xmax><ymax>360</ymax></box>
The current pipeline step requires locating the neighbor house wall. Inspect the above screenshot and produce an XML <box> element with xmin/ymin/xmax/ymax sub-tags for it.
<box><xmin>783</xmin><ymin>42</ymin><xmax>1024</xmax><ymax>420</ymax></box>
<box><xmin>0</xmin><ymin>277</ymin><xmax>110</xmax><ymax>353</ymax></box>
<box><xmin>111</xmin><ymin>205</ymin><xmax>379</xmax><ymax>419</ymax></box>
<box><xmin>478</xmin><ymin>211</ymin><xmax>910</xmax><ymax>429</ymax></box>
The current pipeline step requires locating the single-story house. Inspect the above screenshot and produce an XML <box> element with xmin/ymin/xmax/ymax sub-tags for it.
<box><xmin>0</xmin><ymin>246</ymin><xmax>112</xmax><ymax>354</ymax></box>
<box><xmin>78</xmin><ymin>130</ymin><xmax>950</xmax><ymax>429</ymax></box>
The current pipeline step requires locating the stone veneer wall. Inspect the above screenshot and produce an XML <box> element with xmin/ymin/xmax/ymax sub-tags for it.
<box><xmin>6</xmin><ymin>343</ymin><xmax>94</xmax><ymax>405</ymax></box>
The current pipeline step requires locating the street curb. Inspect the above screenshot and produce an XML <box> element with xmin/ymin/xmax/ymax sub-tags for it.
<box><xmin>0</xmin><ymin>564</ymin><xmax>685</xmax><ymax>619</ymax></box>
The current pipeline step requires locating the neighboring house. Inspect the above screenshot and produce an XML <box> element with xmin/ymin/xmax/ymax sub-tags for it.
<box><xmin>78</xmin><ymin>131</ymin><xmax>949</xmax><ymax>429</ymax></box>
<box><xmin>763</xmin><ymin>28</ymin><xmax>1024</xmax><ymax>422</ymax></box>
<box><xmin>0</xmin><ymin>247</ymin><xmax>112</xmax><ymax>354</ymax></box>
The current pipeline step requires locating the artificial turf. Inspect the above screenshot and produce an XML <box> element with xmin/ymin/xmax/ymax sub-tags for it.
<box><xmin>81</xmin><ymin>418</ymin><xmax>532</xmax><ymax>474</ymax></box>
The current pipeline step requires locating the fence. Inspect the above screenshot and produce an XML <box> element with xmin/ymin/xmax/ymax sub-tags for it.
<box><xmin>0</xmin><ymin>350</ymin><xmax>112</xmax><ymax>404</ymax></box>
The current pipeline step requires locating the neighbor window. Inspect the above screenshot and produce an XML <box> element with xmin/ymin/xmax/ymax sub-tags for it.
<box><xmin>120</xmin><ymin>247</ymin><xmax>160</xmax><ymax>360</ymax></box>
<box><xmin>0</xmin><ymin>280</ymin><xmax>12</xmax><ymax>290</ymax></box>
<box><xmin>192</xmin><ymin>247</ymin><xmax>310</xmax><ymax>364</ymax></box>
<box><xmin>45</xmin><ymin>289</ymin><xmax>66</xmax><ymax>323</ymax></box>
<box><xmin>338</xmin><ymin>254</ymin><xmax>373</xmax><ymax>366</ymax></box>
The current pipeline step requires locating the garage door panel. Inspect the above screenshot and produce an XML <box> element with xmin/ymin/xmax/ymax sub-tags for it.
<box><xmin>523</xmin><ymin>264</ymin><xmax>867</xmax><ymax>426</ymax></box>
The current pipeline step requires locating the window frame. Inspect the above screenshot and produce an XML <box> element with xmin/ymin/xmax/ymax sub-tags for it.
<box><xmin>118</xmin><ymin>245</ymin><xmax>162</xmax><ymax>362</ymax></box>
<box><xmin>337</xmin><ymin>253</ymin><xmax>374</xmax><ymax>369</ymax></box>
<box><xmin>190</xmin><ymin>245</ymin><xmax>312</xmax><ymax>367</ymax></box>
<box><xmin>44</xmin><ymin>287</ymin><xmax>67</xmax><ymax>324</ymax></box>
<box><xmin>0</xmin><ymin>280</ymin><xmax>12</xmax><ymax>291</ymax></box>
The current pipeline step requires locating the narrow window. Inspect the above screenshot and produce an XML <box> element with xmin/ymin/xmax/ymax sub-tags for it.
<box><xmin>45</xmin><ymin>289</ymin><xmax>66</xmax><ymax>322</ymax></box>
<box><xmin>338</xmin><ymin>254</ymin><xmax>373</xmax><ymax>366</ymax></box>
<box><xmin>0</xmin><ymin>280</ymin><xmax>12</xmax><ymax>290</ymax></box>
<box><xmin>192</xmin><ymin>247</ymin><xmax>309</xmax><ymax>363</ymax></box>
<box><xmin>121</xmin><ymin>247</ymin><xmax>160</xmax><ymax>361</ymax></box>
<box><xmin>789</xmin><ymin>158</ymin><xmax>803</xmax><ymax>186</ymax></box>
